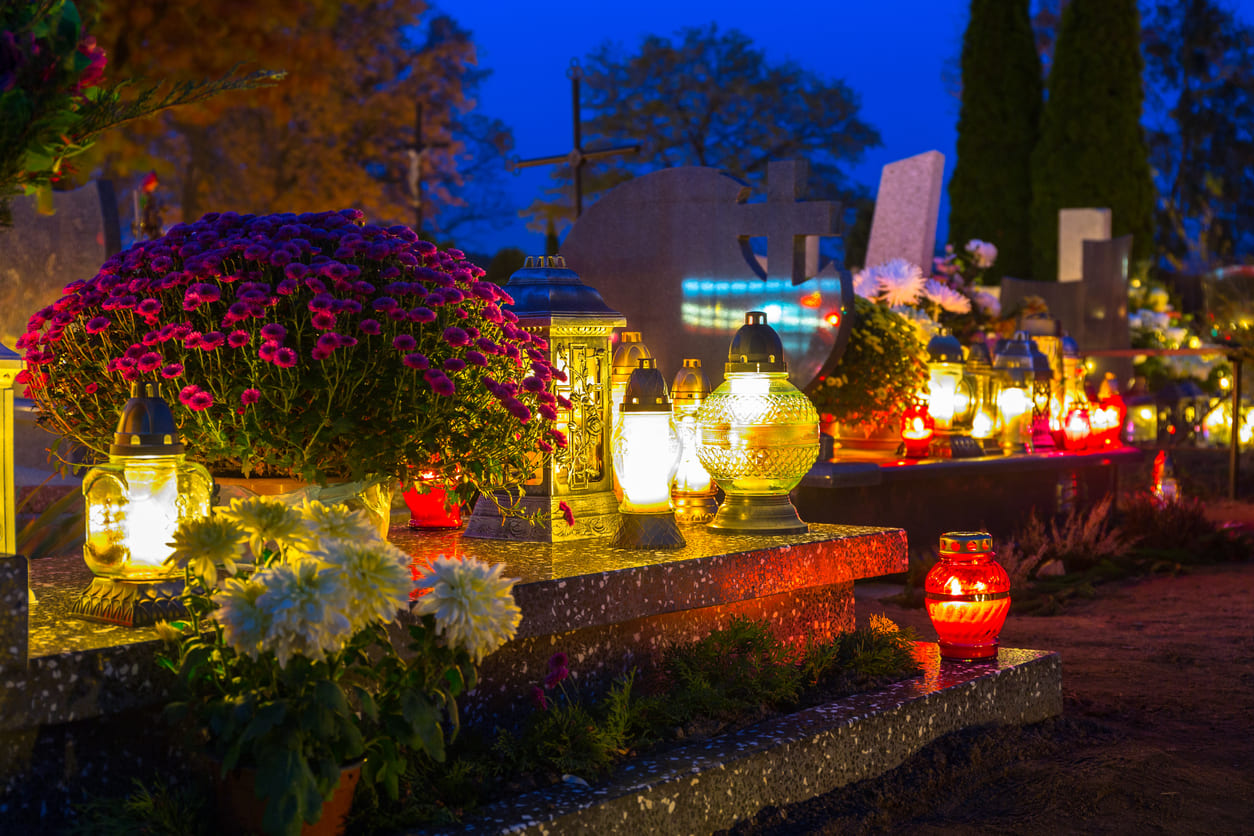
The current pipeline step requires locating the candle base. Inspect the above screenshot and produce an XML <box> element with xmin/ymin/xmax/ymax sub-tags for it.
<box><xmin>70</xmin><ymin>577</ymin><xmax>186</xmax><ymax>627</ymax></box>
<box><xmin>610</xmin><ymin>511</ymin><xmax>686</xmax><ymax>550</ymax></box>
<box><xmin>937</xmin><ymin>639</ymin><xmax>1000</xmax><ymax>662</ymax></box>
<box><xmin>707</xmin><ymin>494</ymin><xmax>808</xmax><ymax>536</ymax></box>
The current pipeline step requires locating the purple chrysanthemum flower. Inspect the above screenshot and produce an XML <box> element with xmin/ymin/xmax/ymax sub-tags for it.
<box><xmin>124</xmin><ymin>344</ymin><xmax>146</xmax><ymax>360</ymax></box>
<box><xmin>84</xmin><ymin>382</ymin><xmax>99</xmax><ymax>395</ymax></box>
<box><xmin>311</xmin><ymin>311</ymin><xmax>337</xmax><ymax>330</ymax></box>
<box><xmin>443</xmin><ymin>357</ymin><xmax>466</xmax><ymax>373</ymax></box>
<box><xmin>358</xmin><ymin>319</ymin><xmax>382</xmax><ymax>335</ymax></box>
<box><xmin>261</xmin><ymin>324</ymin><xmax>287</xmax><ymax>343</ymax></box>
<box><xmin>259</xmin><ymin>342</ymin><xmax>278</xmax><ymax>362</ymax></box>
<box><xmin>316</xmin><ymin>333</ymin><xmax>341</xmax><ymax>352</ymax></box>
<box><xmin>227</xmin><ymin>330</ymin><xmax>251</xmax><ymax>348</ymax></box>
<box><xmin>137</xmin><ymin>353</ymin><xmax>162</xmax><ymax>372</ymax></box>
<box><xmin>85</xmin><ymin>316</ymin><xmax>111</xmax><ymax>334</ymax></box>
<box><xmin>188</xmin><ymin>390</ymin><xmax>213</xmax><ymax>411</ymax></box>
<box><xmin>137</xmin><ymin>299</ymin><xmax>162</xmax><ymax>318</ymax></box>
<box><xmin>424</xmin><ymin>369</ymin><xmax>456</xmax><ymax>396</ymax></box>
<box><xmin>464</xmin><ymin>350</ymin><xmax>488</xmax><ymax>367</ymax></box>
<box><xmin>274</xmin><ymin>347</ymin><xmax>298</xmax><ymax>368</ymax></box>
<box><xmin>200</xmin><ymin>331</ymin><xmax>226</xmax><ymax>350</ymax></box>
<box><xmin>539</xmin><ymin>404</ymin><xmax>559</xmax><ymax>421</ymax></box>
<box><xmin>276</xmin><ymin>278</ymin><xmax>300</xmax><ymax>295</ymax></box>
<box><xmin>409</xmin><ymin>307</ymin><xmax>436</xmax><ymax>323</ymax></box>
<box><xmin>311</xmin><ymin>347</ymin><xmax>332</xmax><ymax>361</ymax></box>
<box><xmin>522</xmin><ymin>376</ymin><xmax>544</xmax><ymax>393</ymax></box>
<box><xmin>403</xmin><ymin>352</ymin><xmax>429</xmax><ymax>370</ymax></box>
<box><xmin>308</xmin><ymin>293</ymin><xmax>335</xmax><ymax>312</ymax></box>
<box><xmin>393</xmin><ymin>334</ymin><xmax>417</xmax><ymax>351</ymax></box>
<box><xmin>161</xmin><ymin>363</ymin><xmax>184</xmax><ymax>379</ymax></box>
<box><xmin>503</xmin><ymin>397</ymin><xmax>531</xmax><ymax>423</ymax></box>
<box><xmin>372</xmin><ymin>297</ymin><xmax>398</xmax><ymax>312</ymax></box>
<box><xmin>442</xmin><ymin>326</ymin><xmax>470</xmax><ymax>348</ymax></box>
<box><xmin>241</xmin><ymin>388</ymin><xmax>261</xmax><ymax>405</ymax></box>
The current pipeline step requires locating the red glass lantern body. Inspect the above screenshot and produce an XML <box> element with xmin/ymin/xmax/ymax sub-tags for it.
<box><xmin>403</xmin><ymin>475</ymin><xmax>463</xmax><ymax>529</ymax></box>
<box><xmin>900</xmin><ymin>405</ymin><xmax>935</xmax><ymax>458</ymax></box>
<box><xmin>1062</xmin><ymin>406</ymin><xmax>1091</xmax><ymax>450</ymax></box>
<box><xmin>925</xmin><ymin>531</ymin><xmax>1010</xmax><ymax>661</ymax></box>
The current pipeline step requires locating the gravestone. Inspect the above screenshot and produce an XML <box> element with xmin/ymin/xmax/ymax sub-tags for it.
<box><xmin>1058</xmin><ymin>208</ymin><xmax>1111</xmax><ymax>283</ymax></box>
<box><xmin>0</xmin><ymin>181</ymin><xmax>121</xmax><ymax>347</ymax></box>
<box><xmin>863</xmin><ymin>150</ymin><xmax>945</xmax><ymax>271</ymax></box>
<box><xmin>1081</xmin><ymin>235</ymin><xmax>1134</xmax><ymax>382</ymax></box>
<box><xmin>560</xmin><ymin>160</ymin><xmax>852</xmax><ymax>389</ymax></box>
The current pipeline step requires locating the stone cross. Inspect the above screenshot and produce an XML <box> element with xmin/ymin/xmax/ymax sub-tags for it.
<box><xmin>509</xmin><ymin>59</ymin><xmax>640</xmax><ymax>218</ymax></box>
<box><xmin>864</xmin><ymin>150</ymin><xmax>945</xmax><ymax>271</ymax></box>
<box><xmin>736</xmin><ymin>160</ymin><xmax>840</xmax><ymax>285</ymax></box>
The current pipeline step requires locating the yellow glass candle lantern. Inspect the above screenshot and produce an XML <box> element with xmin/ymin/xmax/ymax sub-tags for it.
<box><xmin>993</xmin><ymin>333</ymin><xmax>1035</xmax><ymax>455</ymax></box>
<box><xmin>72</xmin><ymin>382</ymin><xmax>212</xmax><ymax>626</ymax></box>
<box><xmin>925</xmin><ymin>330</ymin><xmax>970</xmax><ymax>458</ymax></box>
<box><xmin>963</xmin><ymin>341</ymin><xmax>1001</xmax><ymax>454</ymax></box>
<box><xmin>611</xmin><ymin>358</ymin><xmax>685</xmax><ymax>549</ymax></box>
<box><xmin>610</xmin><ymin>331</ymin><xmax>652</xmax><ymax>428</ymax></box>
<box><xmin>671</xmin><ymin>358</ymin><xmax>718</xmax><ymax>525</ymax></box>
<box><xmin>463</xmin><ymin>255</ymin><xmax>627</xmax><ymax>541</ymax></box>
<box><xmin>695</xmin><ymin>311</ymin><xmax>819</xmax><ymax>535</ymax></box>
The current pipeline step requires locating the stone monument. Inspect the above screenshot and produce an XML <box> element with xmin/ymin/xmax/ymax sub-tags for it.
<box><xmin>1058</xmin><ymin>208</ymin><xmax>1111</xmax><ymax>283</ymax></box>
<box><xmin>863</xmin><ymin>150</ymin><xmax>945</xmax><ymax>271</ymax></box>
<box><xmin>0</xmin><ymin>181</ymin><xmax>121</xmax><ymax>348</ymax></box>
<box><xmin>560</xmin><ymin>160</ymin><xmax>853</xmax><ymax>390</ymax></box>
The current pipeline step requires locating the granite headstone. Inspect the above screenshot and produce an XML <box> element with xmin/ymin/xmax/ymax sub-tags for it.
<box><xmin>0</xmin><ymin>180</ymin><xmax>121</xmax><ymax>347</ymax></box>
<box><xmin>560</xmin><ymin>160</ymin><xmax>852</xmax><ymax>389</ymax></box>
<box><xmin>863</xmin><ymin>150</ymin><xmax>945</xmax><ymax>271</ymax></box>
<box><xmin>1058</xmin><ymin>208</ymin><xmax>1111</xmax><ymax>283</ymax></box>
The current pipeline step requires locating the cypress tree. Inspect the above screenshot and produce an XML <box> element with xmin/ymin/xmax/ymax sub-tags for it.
<box><xmin>1030</xmin><ymin>0</ymin><xmax>1155</xmax><ymax>281</ymax></box>
<box><xmin>948</xmin><ymin>0</ymin><xmax>1041</xmax><ymax>282</ymax></box>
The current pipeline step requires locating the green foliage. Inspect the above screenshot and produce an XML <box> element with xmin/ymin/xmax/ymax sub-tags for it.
<box><xmin>808</xmin><ymin>295</ymin><xmax>928</xmax><ymax>431</ymax></box>
<box><xmin>948</xmin><ymin>0</ymin><xmax>1041</xmax><ymax>281</ymax></box>
<box><xmin>1143</xmin><ymin>0</ymin><xmax>1254</xmax><ymax>272</ymax></box>
<box><xmin>484</xmin><ymin>246</ymin><xmax>526</xmax><ymax>286</ymax></box>
<box><xmin>1030</xmin><ymin>0</ymin><xmax>1155</xmax><ymax>281</ymax></box>
<box><xmin>68</xmin><ymin>778</ymin><xmax>212</xmax><ymax>836</ymax></box>
<box><xmin>527</xmin><ymin>24</ymin><xmax>880</xmax><ymax>234</ymax></box>
<box><xmin>800</xmin><ymin>616</ymin><xmax>920</xmax><ymax>685</ymax></box>
<box><xmin>15</xmin><ymin>475</ymin><xmax>83</xmax><ymax>559</ymax></box>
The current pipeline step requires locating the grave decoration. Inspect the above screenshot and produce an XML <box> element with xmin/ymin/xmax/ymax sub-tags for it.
<box><xmin>899</xmin><ymin>402</ymin><xmax>935</xmax><ymax>458</ymax></box>
<box><xmin>924</xmin><ymin>531</ymin><xmax>1010</xmax><ymax>662</ymax></box>
<box><xmin>963</xmin><ymin>341</ymin><xmax>1001</xmax><ymax>453</ymax></box>
<box><xmin>670</xmin><ymin>358</ymin><xmax>719</xmax><ymax>525</ymax></box>
<box><xmin>18</xmin><ymin>210</ymin><xmax>561</xmax><ymax>535</ymax></box>
<box><xmin>402</xmin><ymin>467</ymin><xmax>463</xmax><ymax>529</ymax></box>
<box><xmin>464</xmin><ymin>255</ymin><xmax>626</xmax><ymax>542</ymax></box>
<box><xmin>1062</xmin><ymin>405</ymin><xmax>1092</xmax><ymax>451</ymax></box>
<box><xmin>994</xmin><ymin>333</ymin><xmax>1036</xmax><ymax>454</ymax></box>
<box><xmin>610</xmin><ymin>331</ymin><xmax>652</xmax><ymax>429</ymax></box>
<box><xmin>158</xmin><ymin>494</ymin><xmax>519</xmax><ymax>836</ymax></box>
<box><xmin>925</xmin><ymin>330</ymin><xmax>978</xmax><ymax>458</ymax></box>
<box><xmin>73</xmin><ymin>382</ymin><xmax>211</xmax><ymax>626</ymax></box>
<box><xmin>0</xmin><ymin>342</ymin><xmax>19</xmax><ymax>554</ymax></box>
<box><xmin>696</xmin><ymin>311</ymin><xmax>819</xmax><ymax>534</ymax></box>
<box><xmin>1091</xmin><ymin>373</ymin><xmax>1125</xmax><ymax>448</ymax></box>
<box><xmin>610</xmin><ymin>358</ymin><xmax>685</xmax><ymax>549</ymax></box>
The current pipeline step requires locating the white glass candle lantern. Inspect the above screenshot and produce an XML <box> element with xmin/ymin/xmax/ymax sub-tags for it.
<box><xmin>72</xmin><ymin>382</ymin><xmax>212</xmax><ymax>626</ymax></box>
<box><xmin>610</xmin><ymin>358</ymin><xmax>684</xmax><ymax>549</ymax></box>
<box><xmin>994</xmin><ymin>333</ymin><xmax>1036</xmax><ymax>455</ymax></box>
<box><xmin>925</xmin><ymin>331</ymin><xmax>970</xmax><ymax>457</ymax></box>
<box><xmin>695</xmin><ymin>311</ymin><xmax>819</xmax><ymax>535</ymax></box>
<box><xmin>670</xmin><ymin>358</ymin><xmax>718</xmax><ymax>524</ymax></box>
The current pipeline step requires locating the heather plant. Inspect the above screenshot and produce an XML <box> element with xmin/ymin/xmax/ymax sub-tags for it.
<box><xmin>18</xmin><ymin>209</ymin><xmax>568</xmax><ymax>510</ymax></box>
<box><xmin>1016</xmin><ymin>495</ymin><xmax>1130</xmax><ymax>574</ymax></box>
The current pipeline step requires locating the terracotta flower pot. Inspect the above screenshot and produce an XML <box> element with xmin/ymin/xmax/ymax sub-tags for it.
<box><xmin>213</xmin><ymin>759</ymin><xmax>362</xmax><ymax>836</ymax></box>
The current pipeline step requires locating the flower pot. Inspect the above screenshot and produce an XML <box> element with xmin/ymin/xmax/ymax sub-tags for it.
<box><xmin>824</xmin><ymin>416</ymin><xmax>905</xmax><ymax>455</ymax></box>
<box><xmin>213</xmin><ymin>759</ymin><xmax>362</xmax><ymax>836</ymax></box>
<box><xmin>214</xmin><ymin>475</ymin><xmax>397</xmax><ymax>539</ymax></box>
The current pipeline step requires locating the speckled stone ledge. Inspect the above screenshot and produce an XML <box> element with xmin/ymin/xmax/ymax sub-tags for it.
<box><xmin>393</xmin><ymin>523</ymin><xmax>907</xmax><ymax>638</ymax></box>
<box><xmin>427</xmin><ymin>643</ymin><xmax>1062</xmax><ymax>836</ymax></box>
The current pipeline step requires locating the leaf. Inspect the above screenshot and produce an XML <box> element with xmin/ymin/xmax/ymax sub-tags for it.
<box><xmin>241</xmin><ymin>701</ymin><xmax>287</xmax><ymax>743</ymax></box>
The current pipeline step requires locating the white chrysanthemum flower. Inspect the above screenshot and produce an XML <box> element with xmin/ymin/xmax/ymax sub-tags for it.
<box><xmin>921</xmin><ymin>279</ymin><xmax>972</xmax><ymax>314</ymax></box>
<box><xmin>165</xmin><ymin>515</ymin><xmax>248</xmax><ymax>589</ymax></box>
<box><xmin>221</xmin><ymin>497</ymin><xmax>312</xmax><ymax>561</ymax></box>
<box><xmin>972</xmin><ymin>289</ymin><xmax>1001</xmax><ymax>317</ymax></box>
<box><xmin>299</xmin><ymin>499</ymin><xmax>377</xmax><ymax>547</ymax></box>
<box><xmin>213</xmin><ymin>576</ymin><xmax>271</xmax><ymax>659</ymax></box>
<box><xmin>256</xmin><ymin>560</ymin><xmax>353</xmax><ymax>667</ymax></box>
<box><xmin>965</xmin><ymin>239</ymin><xmax>998</xmax><ymax>269</ymax></box>
<box><xmin>872</xmin><ymin>259</ymin><xmax>925</xmax><ymax>307</ymax></box>
<box><xmin>311</xmin><ymin>539</ymin><xmax>413</xmax><ymax>631</ymax></box>
<box><xmin>413</xmin><ymin>556</ymin><xmax>522</xmax><ymax>662</ymax></box>
<box><xmin>852</xmin><ymin>268</ymin><xmax>880</xmax><ymax>299</ymax></box>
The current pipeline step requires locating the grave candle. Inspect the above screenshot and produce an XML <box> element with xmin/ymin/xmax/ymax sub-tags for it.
<box><xmin>925</xmin><ymin>531</ymin><xmax>1010</xmax><ymax>662</ymax></box>
<box><xmin>899</xmin><ymin>402</ymin><xmax>934</xmax><ymax>458</ymax></box>
<box><xmin>611</xmin><ymin>358</ymin><xmax>684</xmax><ymax>549</ymax></box>
<box><xmin>403</xmin><ymin>469</ymin><xmax>463</xmax><ymax>529</ymax></box>
<box><xmin>73</xmin><ymin>382</ymin><xmax>212</xmax><ymax>626</ymax></box>
<box><xmin>670</xmin><ymin>358</ymin><xmax>718</xmax><ymax>524</ymax></box>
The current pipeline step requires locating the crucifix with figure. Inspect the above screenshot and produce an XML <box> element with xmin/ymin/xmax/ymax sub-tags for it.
<box><xmin>510</xmin><ymin>58</ymin><xmax>641</xmax><ymax>218</ymax></box>
<box><xmin>403</xmin><ymin>102</ymin><xmax>451</xmax><ymax>237</ymax></box>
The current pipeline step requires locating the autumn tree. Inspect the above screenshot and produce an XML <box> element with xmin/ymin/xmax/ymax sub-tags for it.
<box><xmin>90</xmin><ymin>0</ymin><xmax>511</xmax><ymax>241</ymax></box>
<box><xmin>1030</xmin><ymin>0</ymin><xmax>1155</xmax><ymax>280</ymax></box>
<box><xmin>1143</xmin><ymin>0</ymin><xmax>1254</xmax><ymax>272</ymax></box>
<box><xmin>524</xmin><ymin>24</ymin><xmax>880</xmax><ymax>244</ymax></box>
<box><xmin>948</xmin><ymin>0</ymin><xmax>1041</xmax><ymax>282</ymax></box>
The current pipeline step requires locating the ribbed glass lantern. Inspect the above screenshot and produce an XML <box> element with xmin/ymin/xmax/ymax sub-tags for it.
<box><xmin>72</xmin><ymin>382</ymin><xmax>212</xmax><ymax>626</ymax></box>
<box><xmin>670</xmin><ymin>358</ymin><xmax>718</xmax><ymax>524</ymax></box>
<box><xmin>994</xmin><ymin>332</ymin><xmax>1036</xmax><ymax>455</ymax></box>
<box><xmin>925</xmin><ymin>531</ymin><xmax>1010</xmax><ymax>662</ymax></box>
<box><xmin>963</xmin><ymin>341</ymin><xmax>1001</xmax><ymax>454</ymax></box>
<box><xmin>925</xmin><ymin>330</ymin><xmax>968</xmax><ymax>458</ymax></box>
<box><xmin>611</xmin><ymin>358</ymin><xmax>685</xmax><ymax>549</ymax></box>
<box><xmin>694</xmin><ymin>311</ymin><xmax>819</xmax><ymax>534</ymax></box>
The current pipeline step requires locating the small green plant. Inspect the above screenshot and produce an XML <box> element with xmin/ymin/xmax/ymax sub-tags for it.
<box><xmin>67</xmin><ymin>778</ymin><xmax>212</xmax><ymax>836</ymax></box>
<box><xmin>1017</xmin><ymin>494</ymin><xmax>1130</xmax><ymax>574</ymax></box>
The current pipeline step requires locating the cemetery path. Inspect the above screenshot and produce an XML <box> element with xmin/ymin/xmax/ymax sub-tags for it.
<box><xmin>725</xmin><ymin>559</ymin><xmax>1254</xmax><ymax>836</ymax></box>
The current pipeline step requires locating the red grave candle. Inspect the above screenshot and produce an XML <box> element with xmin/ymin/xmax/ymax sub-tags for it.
<box><xmin>402</xmin><ymin>472</ymin><xmax>463</xmax><ymax>529</ymax></box>
<box><xmin>900</xmin><ymin>403</ymin><xmax>935</xmax><ymax>458</ymax></box>
<box><xmin>925</xmin><ymin>531</ymin><xmax>1010</xmax><ymax>661</ymax></box>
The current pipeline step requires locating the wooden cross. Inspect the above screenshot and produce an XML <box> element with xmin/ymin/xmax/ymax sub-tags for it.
<box><xmin>404</xmin><ymin>102</ymin><xmax>451</xmax><ymax>237</ymax></box>
<box><xmin>509</xmin><ymin>59</ymin><xmax>641</xmax><ymax>218</ymax></box>
<box><xmin>736</xmin><ymin>160</ymin><xmax>841</xmax><ymax>285</ymax></box>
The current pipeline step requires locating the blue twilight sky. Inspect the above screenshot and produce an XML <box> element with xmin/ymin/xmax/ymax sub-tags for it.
<box><xmin>446</xmin><ymin>0</ymin><xmax>1254</xmax><ymax>257</ymax></box>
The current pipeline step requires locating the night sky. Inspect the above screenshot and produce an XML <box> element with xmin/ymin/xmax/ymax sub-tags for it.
<box><xmin>450</xmin><ymin>0</ymin><xmax>1254</xmax><ymax>257</ymax></box>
